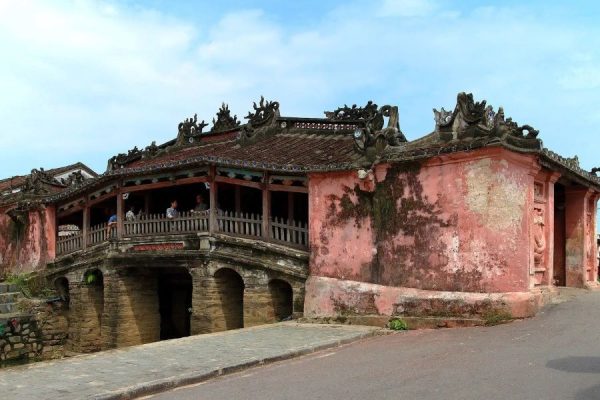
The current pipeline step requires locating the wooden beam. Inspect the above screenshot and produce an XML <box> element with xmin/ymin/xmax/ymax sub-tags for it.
<box><xmin>57</xmin><ymin>205</ymin><xmax>85</xmax><ymax>219</ymax></box>
<box><xmin>122</xmin><ymin>176</ymin><xmax>208</xmax><ymax>194</ymax></box>
<box><xmin>87</xmin><ymin>192</ymin><xmax>117</xmax><ymax>207</ymax></box>
<box><xmin>266</xmin><ymin>184</ymin><xmax>308</xmax><ymax>193</ymax></box>
<box><xmin>214</xmin><ymin>175</ymin><xmax>263</xmax><ymax>190</ymax></box>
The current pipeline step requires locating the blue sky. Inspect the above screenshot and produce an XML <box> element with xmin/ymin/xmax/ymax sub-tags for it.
<box><xmin>0</xmin><ymin>0</ymin><xmax>599</xmax><ymax>176</ymax></box>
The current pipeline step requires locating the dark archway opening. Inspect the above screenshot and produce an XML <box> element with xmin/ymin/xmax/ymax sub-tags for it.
<box><xmin>214</xmin><ymin>268</ymin><xmax>244</xmax><ymax>330</ymax></box>
<box><xmin>83</xmin><ymin>269</ymin><xmax>104</xmax><ymax>317</ymax></box>
<box><xmin>54</xmin><ymin>277</ymin><xmax>70</xmax><ymax>309</ymax></box>
<box><xmin>269</xmin><ymin>279</ymin><xmax>293</xmax><ymax>321</ymax></box>
<box><xmin>158</xmin><ymin>268</ymin><xmax>192</xmax><ymax>340</ymax></box>
<box><xmin>554</xmin><ymin>183</ymin><xmax>567</xmax><ymax>286</ymax></box>
<box><xmin>82</xmin><ymin>269</ymin><xmax>104</xmax><ymax>352</ymax></box>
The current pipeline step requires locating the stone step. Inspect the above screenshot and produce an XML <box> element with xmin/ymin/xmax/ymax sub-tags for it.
<box><xmin>0</xmin><ymin>283</ymin><xmax>20</xmax><ymax>294</ymax></box>
<box><xmin>0</xmin><ymin>292</ymin><xmax>20</xmax><ymax>304</ymax></box>
<box><xmin>0</xmin><ymin>303</ymin><xmax>18</xmax><ymax>314</ymax></box>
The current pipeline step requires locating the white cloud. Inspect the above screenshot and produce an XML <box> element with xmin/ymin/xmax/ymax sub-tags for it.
<box><xmin>0</xmin><ymin>0</ymin><xmax>599</xmax><ymax>175</ymax></box>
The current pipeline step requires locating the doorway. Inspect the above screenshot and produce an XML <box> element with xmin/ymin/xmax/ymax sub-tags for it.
<box><xmin>158</xmin><ymin>268</ymin><xmax>192</xmax><ymax>340</ymax></box>
<box><xmin>553</xmin><ymin>183</ymin><xmax>566</xmax><ymax>286</ymax></box>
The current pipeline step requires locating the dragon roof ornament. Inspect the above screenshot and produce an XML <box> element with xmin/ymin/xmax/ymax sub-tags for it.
<box><xmin>59</xmin><ymin>170</ymin><xmax>86</xmax><ymax>187</ymax></box>
<box><xmin>177</xmin><ymin>113</ymin><xmax>208</xmax><ymax>145</ymax></box>
<box><xmin>433</xmin><ymin>92</ymin><xmax>541</xmax><ymax>150</ymax></box>
<box><xmin>325</xmin><ymin>101</ymin><xmax>407</xmax><ymax>161</ymax></box>
<box><xmin>245</xmin><ymin>96</ymin><xmax>280</xmax><ymax>128</ymax></box>
<box><xmin>107</xmin><ymin>146</ymin><xmax>143</xmax><ymax>171</ymax></box>
<box><xmin>211</xmin><ymin>103</ymin><xmax>240</xmax><ymax>132</ymax></box>
<box><xmin>21</xmin><ymin>168</ymin><xmax>65</xmax><ymax>194</ymax></box>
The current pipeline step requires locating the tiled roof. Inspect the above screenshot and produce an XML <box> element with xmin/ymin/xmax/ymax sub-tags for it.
<box><xmin>0</xmin><ymin>163</ymin><xmax>93</xmax><ymax>192</ymax></box>
<box><xmin>126</xmin><ymin>131</ymin><xmax>359</xmax><ymax>172</ymax></box>
<box><xmin>13</xmin><ymin>94</ymin><xmax>600</xmax><ymax>205</ymax></box>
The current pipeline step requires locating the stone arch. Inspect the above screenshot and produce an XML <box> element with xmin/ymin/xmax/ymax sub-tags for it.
<box><xmin>214</xmin><ymin>268</ymin><xmax>245</xmax><ymax>330</ymax></box>
<box><xmin>268</xmin><ymin>279</ymin><xmax>294</xmax><ymax>321</ymax></box>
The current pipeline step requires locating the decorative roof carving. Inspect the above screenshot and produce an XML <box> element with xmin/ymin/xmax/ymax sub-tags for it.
<box><xmin>325</xmin><ymin>101</ymin><xmax>406</xmax><ymax>160</ymax></box>
<box><xmin>177</xmin><ymin>113</ymin><xmax>208</xmax><ymax>145</ymax></box>
<box><xmin>22</xmin><ymin>168</ymin><xmax>64</xmax><ymax>194</ymax></box>
<box><xmin>540</xmin><ymin>149</ymin><xmax>600</xmax><ymax>184</ymax></box>
<box><xmin>245</xmin><ymin>96</ymin><xmax>280</xmax><ymax>127</ymax></box>
<box><xmin>211</xmin><ymin>103</ymin><xmax>240</xmax><ymax>132</ymax></box>
<box><xmin>325</xmin><ymin>101</ymin><xmax>380</xmax><ymax>121</ymax></box>
<box><xmin>107</xmin><ymin>147</ymin><xmax>143</xmax><ymax>171</ymax></box>
<box><xmin>60</xmin><ymin>171</ymin><xmax>86</xmax><ymax>187</ymax></box>
<box><xmin>144</xmin><ymin>141</ymin><xmax>159</xmax><ymax>157</ymax></box>
<box><xmin>433</xmin><ymin>92</ymin><xmax>541</xmax><ymax>149</ymax></box>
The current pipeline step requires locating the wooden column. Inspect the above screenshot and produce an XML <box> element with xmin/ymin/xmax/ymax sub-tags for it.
<box><xmin>262</xmin><ymin>173</ymin><xmax>270</xmax><ymax>240</ymax></box>
<box><xmin>209</xmin><ymin>167</ymin><xmax>217</xmax><ymax>234</ymax></box>
<box><xmin>287</xmin><ymin>192</ymin><xmax>295</xmax><ymax>223</ymax></box>
<box><xmin>235</xmin><ymin>186</ymin><xmax>241</xmax><ymax>213</ymax></box>
<box><xmin>82</xmin><ymin>206</ymin><xmax>90</xmax><ymax>249</ymax></box>
<box><xmin>116</xmin><ymin>191</ymin><xmax>124</xmax><ymax>240</ymax></box>
<box><xmin>144</xmin><ymin>192</ymin><xmax>152</xmax><ymax>214</ymax></box>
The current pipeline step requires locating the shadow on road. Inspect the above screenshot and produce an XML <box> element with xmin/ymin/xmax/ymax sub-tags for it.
<box><xmin>575</xmin><ymin>384</ymin><xmax>600</xmax><ymax>400</ymax></box>
<box><xmin>547</xmin><ymin>357</ymin><xmax>600</xmax><ymax>373</ymax></box>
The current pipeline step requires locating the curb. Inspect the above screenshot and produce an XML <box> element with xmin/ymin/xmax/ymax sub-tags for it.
<box><xmin>91</xmin><ymin>329</ymin><xmax>381</xmax><ymax>400</ymax></box>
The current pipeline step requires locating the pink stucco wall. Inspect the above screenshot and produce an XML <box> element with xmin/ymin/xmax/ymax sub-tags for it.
<box><xmin>308</xmin><ymin>147</ymin><xmax>537</xmax><ymax>295</ymax></box>
<box><xmin>0</xmin><ymin>205</ymin><xmax>56</xmax><ymax>275</ymax></box>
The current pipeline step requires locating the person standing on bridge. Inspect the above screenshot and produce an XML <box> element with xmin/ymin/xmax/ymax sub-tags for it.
<box><xmin>192</xmin><ymin>194</ymin><xmax>208</xmax><ymax>213</ymax></box>
<box><xmin>166</xmin><ymin>200</ymin><xmax>179</xmax><ymax>219</ymax></box>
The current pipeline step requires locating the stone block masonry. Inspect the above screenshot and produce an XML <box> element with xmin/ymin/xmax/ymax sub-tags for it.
<box><xmin>0</xmin><ymin>301</ymin><xmax>68</xmax><ymax>364</ymax></box>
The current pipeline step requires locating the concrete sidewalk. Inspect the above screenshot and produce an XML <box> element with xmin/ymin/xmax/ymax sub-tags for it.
<box><xmin>0</xmin><ymin>323</ymin><xmax>380</xmax><ymax>400</ymax></box>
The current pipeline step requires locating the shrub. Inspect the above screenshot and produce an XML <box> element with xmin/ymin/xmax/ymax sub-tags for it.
<box><xmin>388</xmin><ymin>318</ymin><xmax>408</xmax><ymax>331</ymax></box>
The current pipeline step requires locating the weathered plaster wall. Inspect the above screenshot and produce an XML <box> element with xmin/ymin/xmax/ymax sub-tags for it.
<box><xmin>309</xmin><ymin>148</ymin><xmax>536</xmax><ymax>296</ymax></box>
<box><xmin>0</xmin><ymin>205</ymin><xmax>56</xmax><ymax>275</ymax></box>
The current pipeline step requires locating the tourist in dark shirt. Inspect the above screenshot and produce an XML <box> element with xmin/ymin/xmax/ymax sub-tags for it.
<box><xmin>192</xmin><ymin>194</ymin><xmax>208</xmax><ymax>213</ymax></box>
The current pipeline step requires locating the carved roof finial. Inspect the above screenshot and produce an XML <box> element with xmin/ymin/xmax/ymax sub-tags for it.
<box><xmin>177</xmin><ymin>113</ymin><xmax>208</xmax><ymax>145</ymax></box>
<box><xmin>245</xmin><ymin>96</ymin><xmax>280</xmax><ymax>127</ymax></box>
<box><xmin>433</xmin><ymin>92</ymin><xmax>541</xmax><ymax>149</ymax></box>
<box><xmin>211</xmin><ymin>103</ymin><xmax>240</xmax><ymax>132</ymax></box>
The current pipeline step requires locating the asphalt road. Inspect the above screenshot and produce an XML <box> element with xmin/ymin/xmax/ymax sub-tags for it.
<box><xmin>148</xmin><ymin>289</ymin><xmax>600</xmax><ymax>400</ymax></box>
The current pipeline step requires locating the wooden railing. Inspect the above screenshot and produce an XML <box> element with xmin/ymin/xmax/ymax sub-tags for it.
<box><xmin>56</xmin><ymin>211</ymin><xmax>308</xmax><ymax>257</ymax></box>
<box><xmin>57</xmin><ymin>233</ymin><xmax>83</xmax><ymax>255</ymax></box>
<box><xmin>124</xmin><ymin>211</ymin><xmax>209</xmax><ymax>237</ymax></box>
<box><xmin>216</xmin><ymin>211</ymin><xmax>262</xmax><ymax>238</ymax></box>
<box><xmin>87</xmin><ymin>223</ymin><xmax>108</xmax><ymax>246</ymax></box>
<box><xmin>270</xmin><ymin>217</ymin><xmax>309</xmax><ymax>248</ymax></box>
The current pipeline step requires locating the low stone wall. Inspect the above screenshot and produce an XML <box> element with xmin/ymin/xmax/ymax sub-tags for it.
<box><xmin>0</xmin><ymin>301</ymin><xmax>68</xmax><ymax>364</ymax></box>
<box><xmin>304</xmin><ymin>276</ymin><xmax>547</xmax><ymax>323</ymax></box>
